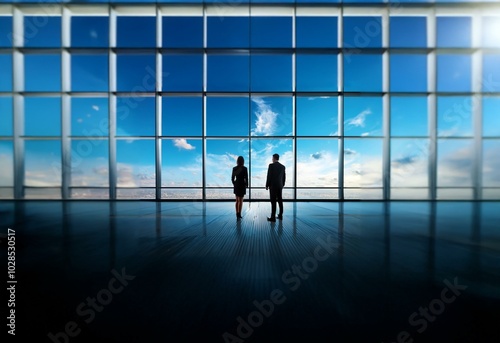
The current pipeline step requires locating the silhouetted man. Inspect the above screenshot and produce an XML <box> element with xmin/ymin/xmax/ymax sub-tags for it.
<box><xmin>266</xmin><ymin>153</ymin><xmax>286</xmax><ymax>222</ymax></box>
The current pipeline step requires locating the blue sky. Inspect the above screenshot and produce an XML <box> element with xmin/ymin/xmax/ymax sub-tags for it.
<box><xmin>0</xmin><ymin>12</ymin><xmax>499</xmax><ymax>198</ymax></box>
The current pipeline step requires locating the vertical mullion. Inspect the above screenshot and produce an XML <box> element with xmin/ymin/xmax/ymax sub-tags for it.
<box><xmin>61</xmin><ymin>92</ymin><xmax>70</xmax><ymax>200</ymax></box>
<box><xmin>202</xmin><ymin>5</ymin><xmax>207</xmax><ymax>201</ymax></box>
<box><xmin>61</xmin><ymin>7</ymin><xmax>70</xmax><ymax>200</ymax></box>
<box><xmin>472</xmin><ymin>13</ymin><xmax>482</xmax><ymax>200</ymax></box>
<box><xmin>109</xmin><ymin>6</ymin><xmax>117</xmax><ymax>200</ymax></box>
<box><xmin>156</xmin><ymin>6</ymin><xmax>162</xmax><ymax>200</ymax></box>
<box><xmin>428</xmin><ymin>10</ymin><xmax>437</xmax><ymax>200</ymax></box>
<box><xmin>292</xmin><ymin>5</ymin><xmax>297</xmax><ymax>200</ymax></box>
<box><xmin>248</xmin><ymin>5</ymin><xmax>252</xmax><ymax>201</ymax></box>
<box><xmin>13</xmin><ymin>7</ymin><xmax>24</xmax><ymax>199</ymax></box>
<box><xmin>382</xmin><ymin>9</ymin><xmax>390</xmax><ymax>200</ymax></box>
<box><xmin>338</xmin><ymin>9</ymin><xmax>344</xmax><ymax>201</ymax></box>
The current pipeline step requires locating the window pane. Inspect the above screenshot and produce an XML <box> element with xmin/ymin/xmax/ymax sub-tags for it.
<box><xmin>437</xmin><ymin>17</ymin><xmax>471</xmax><ymax>48</ymax></box>
<box><xmin>390</xmin><ymin>54</ymin><xmax>427</xmax><ymax>92</ymax></box>
<box><xmin>25</xmin><ymin>55</ymin><xmax>61</xmax><ymax>92</ymax></box>
<box><xmin>206</xmin><ymin>139</ymin><xmax>248</xmax><ymax>187</ymax></box>
<box><xmin>296</xmin><ymin>17</ymin><xmax>337</xmax><ymax>48</ymax></box>
<box><xmin>437</xmin><ymin>55</ymin><xmax>471</xmax><ymax>92</ymax></box>
<box><xmin>391</xmin><ymin>97</ymin><xmax>427</xmax><ymax>137</ymax></box>
<box><xmin>71</xmin><ymin>17</ymin><xmax>109</xmax><ymax>48</ymax></box>
<box><xmin>389</xmin><ymin>17</ymin><xmax>426</xmax><ymax>48</ymax></box>
<box><xmin>251</xmin><ymin>97</ymin><xmax>292</xmax><ymax>136</ymax></box>
<box><xmin>482</xmin><ymin>17</ymin><xmax>500</xmax><ymax>48</ymax></box>
<box><xmin>71</xmin><ymin>54</ymin><xmax>108</xmax><ymax>92</ymax></box>
<box><xmin>208</xmin><ymin>17</ymin><xmax>249</xmax><ymax>48</ymax></box>
<box><xmin>208</xmin><ymin>55</ymin><xmax>249</xmax><ymax>92</ymax></box>
<box><xmin>70</xmin><ymin>139</ymin><xmax>109</xmax><ymax>187</ymax></box>
<box><xmin>25</xmin><ymin>140</ymin><xmax>62</xmax><ymax>187</ymax></box>
<box><xmin>344</xmin><ymin>54</ymin><xmax>382</xmax><ymax>92</ymax></box>
<box><xmin>251</xmin><ymin>55</ymin><xmax>292</xmax><ymax>92</ymax></box>
<box><xmin>206</xmin><ymin>97</ymin><xmax>249</xmax><ymax>136</ymax></box>
<box><xmin>117</xmin><ymin>97</ymin><xmax>155</xmax><ymax>136</ymax></box>
<box><xmin>0</xmin><ymin>17</ymin><xmax>12</xmax><ymax>47</ymax></box>
<box><xmin>483</xmin><ymin>54</ymin><xmax>500</xmax><ymax>92</ymax></box>
<box><xmin>437</xmin><ymin>139</ymin><xmax>473</xmax><ymax>187</ymax></box>
<box><xmin>162</xmin><ymin>97</ymin><xmax>202</xmax><ymax>136</ymax></box>
<box><xmin>437</xmin><ymin>96</ymin><xmax>473</xmax><ymax>137</ymax></box>
<box><xmin>71</xmin><ymin>188</ymin><xmax>109</xmax><ymax>199</ymax></box>
<box><xmin>343</xmin><ymin>16</ymin><xmax>382</xmax><ymax>48</ymax></box>
<box><xmin>296</xmin><ymin>96</ymin><xmax>338</xmax><ymax>136</ymax></box>
<box><xmin>297</xmin><ymin>189</ymin><xmax>338</xmax><ymax>200</ymax></box>
<box><xmin>344</xmin><ymin>0</ymin><xmax>384</xmax><ymax>2</ymax></box>
<box><xmin>116</xmin><ymin>188</ymin><xmax>155</xmax><ymax>200</ymax></box>
<box><xmin>117</xmin><ymin>55</ymin><xmax>156</xmax><ymax>92</ymax></box>
<box><xmin>296</xmin><ymin>54</ymin><xmax>337</xmax><ymax>92</ymax></box>
<box><xmin>116</xmin><ymin>140</ymin><xmax>155</xmax><ymax>187</ymax></box>
<box><xmin>71</xmin><ymin>97</ymin><xmax>109</xmax><ymax>137</ymax></box>
<box><xmin>483</xmin><ymin>140</ymin><xmax>500</xmax><ymax>187</ymax></box>
<box><xmin>251</xmin><ymin>138</ymin><xmax>294</xmax><ymax>187</ymax></box>
<box><xmin>344</xmin><ymin>138</ymin><xmax>383</xmax><ymax>187</ymax></box>
<box><xmin>344</xmin><ymin>96</ymin><xmax>382</xmax><ymax>137</ymax></box>
<box><xmin>0</xmin><ymin>54</ymin><xmax>12</xmax><ymax>91</ymax></box>
<box><xmin>162</xmin><ymin>189</ymin><xmax>201</xmax><ymax>200</ymax></box>
<box><xmin>25</xmin><ymin>97</ymin><xmax>61</xmax><ymax>136</ymax></box>
<box><xmin>483</xmin><ymin>97</ymin><xmax>500</xmax><ymax>137</ymax></box>
<box><xmin>251</xmin><ymin>17</ymin><xmax>292</xmax><ymax>48</ymax></box>
<box><xmin>0</xmin><ymin>141</ymin><xmax>13</xmax><ymax>186</ymax></box>
<box><xmin>163</xmin><ymin>16</ymin><xmax>203</xmax><ymax>48</ymax></box>
<box><xmin>162</xmin><ymin>138</ymin><xmax>202</xmax><ymax>187</ymax></box>
<box><xmin>24</xmin><ymin>16</ymin><xmax>61</xmax><ymax>47</ymax></box>
<box><xmin>297</xmin><ymin>139</ymin><xmax>338</xmax><ymax>187</ymax></box>
<box><xmin>117</xmin><ymin>17</ymin><xmax>156</xmax><ymax>47</ymax></box>
<box><xmin>0</xmin><ymin>97</ymin><xmax>13</xmax><ymax>136</ymax></box>
<box><xmin>163</xmin><ymin>54</ymin><xmax>203</xmax><ymax>92</ymax></box>
<box><xmin>391</xmin><ymin>138</ymin><xmax>429</xmax><ymax>187</ymax></box>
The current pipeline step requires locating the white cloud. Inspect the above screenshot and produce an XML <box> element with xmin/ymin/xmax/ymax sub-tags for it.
<box><xmin>0</xmin><ymin>153</ymin><xmax>13</xmax><ymax>186</ymax></box>
<box><xmin>297</xmin><ymin>150</ymin><xmax>337</xmax><ymax>187</ymax></box>
<box><xmin>311</xmin><ymin>152</ymin><xmax>322</xmax><ymax>160</ymax></box>
<box><xmin>90</xmin><ymin>30</ymin><xmax>98</xmax><ymax>39</ymax></box>
<box><xmin>483</xmin><ymin>144</ymin><xmax>500</xmax><ymax>186</ymax></box>
<box><xmin>251</xmin><ymin>97</ymin><xmax>278</xmax><ymax>136</ymax></box>
<box><xmin>345</xmin><ymin>109</ymin><xmax>371</xmax><ymax>128</ymax></box>
<box><xmin>437</xmin><ymin>145</ymin><xmax>474</xmax><ymax>186</ymax></box>
<box><xmin>24</xmin><ymin>171</ymin><xmax>61</xmax><ymax>187</ymax></box>
<box><xmin>205</xmin><ymin>153</ymin><xmax>241</xmax><ymax>187</ymax></box>
<box><xmin>344</xmin><ymin>157</ymin><xmax>383</xmax><ymax>187</ymax></box>
<box><xmin>173</xmin><ymin>138</ymin><xmax>195</xmax><ymax>150</ymax></box>
<box><xmin>116</xmin><ymin>163</ymin><xmax>155</xmax><ymax>187</ymax></box>
<box><xmin>361</xmin><ymin>132</ymin><xmax>370</xmax><ymax>137</ymax></box>
<box><xmin>92</xmin><ymin>105</ymin><xmax>100</xmax><ymax>111</ymax></box>
<box><xmin>93</xmin><ymin>166</ymin><xmax>108</xmax><ymax>176</ymax></box>
<box><xmin>77</xmin><ymin>118</ymin><xmax>83</xmax><ymax>124</ymax></box>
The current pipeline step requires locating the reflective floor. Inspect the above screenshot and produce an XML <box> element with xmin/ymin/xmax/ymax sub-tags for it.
<box><xmin>1</xmin><ymin>201</ymin><xmax>499</xmax><ymax>342</ymax></box>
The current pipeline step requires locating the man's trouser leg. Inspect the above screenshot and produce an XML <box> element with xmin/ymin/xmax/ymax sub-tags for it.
<box><xmin>270</xmin><ymin>188</ymin><xmax>277</xmax><ymax>218</ymax></box>
<box><xmin>276</xmin><ymin>187</ymin><xmax>283</xmax><ymax>216</ymax></box>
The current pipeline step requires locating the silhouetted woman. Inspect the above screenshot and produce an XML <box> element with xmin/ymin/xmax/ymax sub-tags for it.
<box><xmin>232</xmin><ymin>156</ymin><xmax>248</xmax><ymax>219</ymax></box>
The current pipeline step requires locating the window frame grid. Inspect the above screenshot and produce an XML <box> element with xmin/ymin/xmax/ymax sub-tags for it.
<box><xmin>2</xmin><ymin>2</ymin><xmax>498</xmax><ymax>200</ymax></box>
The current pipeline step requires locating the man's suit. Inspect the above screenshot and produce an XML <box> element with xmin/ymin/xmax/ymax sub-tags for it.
<box><xmin>266</xmin><ymin>161</ymin><xmax>286</xmax><ymax>218</ymax></box>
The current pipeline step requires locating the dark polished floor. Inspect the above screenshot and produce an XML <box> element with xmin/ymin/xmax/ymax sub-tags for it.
<box><xmin>1</xmin><ymin>201</ymin><xmax>500</xmax><ymax>342</ymax></box>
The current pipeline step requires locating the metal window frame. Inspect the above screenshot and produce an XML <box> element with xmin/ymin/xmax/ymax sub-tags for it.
<box><xmin>3</xmin><ymin>2</ymin><xmax>499</xmax><ymax>201</ymax></box>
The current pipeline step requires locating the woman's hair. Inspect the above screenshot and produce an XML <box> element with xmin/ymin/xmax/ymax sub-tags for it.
<box><xmin>237</xmin><ymin>156</ymin><xmax>244</xmax><ymax>166</ymax></box>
